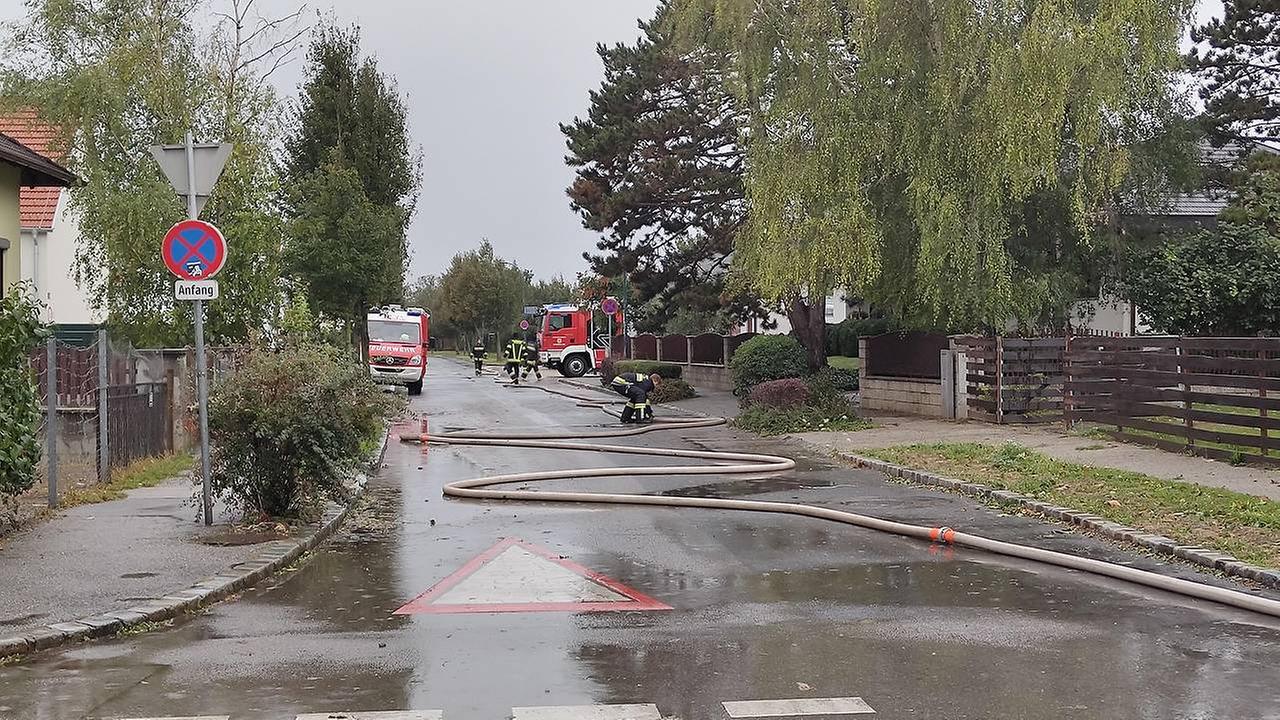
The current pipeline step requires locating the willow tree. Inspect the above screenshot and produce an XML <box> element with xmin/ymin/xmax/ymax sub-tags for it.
<box><xmin>673</xmin><ymin>0</ymin><xmax>1193</xmax><ymax>337</ymax></box>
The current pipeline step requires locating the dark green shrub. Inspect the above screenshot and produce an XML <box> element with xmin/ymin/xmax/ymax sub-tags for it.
<box><xmin>810</xmin><ymin>366</ymin><xmax>859</xmax><ymax>393</ymax></box>
<box><xmin>0</xmin><ymin>284</ymin><xmax>46</xmax><ymax>503</ymax></box>
<box><xmin>652</xmin><ymin>379</ymin><xmax>696</xmax><ymax>403</ymax></box>
<box><xmin>730</xmin><ymin>334</ymin><xmax>808</xmax><ymax>398</ymax></box>
<box><xmin>614</xmin><ymin>360</ymin><xmax>683</xmax><ymax>379</ymax></box>
<box><xmin>208</xmin><ymin>344</ymin><xmax>399</xmax><ymax>519</ymax></box>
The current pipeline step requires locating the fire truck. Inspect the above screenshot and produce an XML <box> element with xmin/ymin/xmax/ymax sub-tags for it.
<box><xmin>537</xmin><ymin>301</ymin><xmax>621</xmax><ymax>377</ymax></box>
<box><xmin>366</xmin><ymin>305</ymin><xmax>430</xmax><ymax>394</ymax></box>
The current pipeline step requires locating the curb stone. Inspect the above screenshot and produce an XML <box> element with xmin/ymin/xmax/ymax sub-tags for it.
<box><xmin>0</xmin><ymin>425</ymin><xmax>392</xmax><ymax>660</ymax></box>
<box><xmin>830</xmin><ymin>450</ymin><xmax>1280</xmax><ymax>590</ymax></box>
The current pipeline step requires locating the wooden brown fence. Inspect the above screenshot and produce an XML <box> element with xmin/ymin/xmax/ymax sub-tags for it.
<box><xmin>863</xmin><ymin>332</ymin><xmax>949</xmax><ymax>379</ymax></box>
<box><xmin>620</xmin><ymin>332</ymin><xmax>758</xmax><ymax>368</ymax></box>
<box><xmin>1064</xmin><ymin>336</ymin><xmax>1280</xmax><ymax>465</ymax></box>
<box><xmin>960</xmin><ymin>337</ymin><xmax>1067</xmax><ymax>424</ymax></box>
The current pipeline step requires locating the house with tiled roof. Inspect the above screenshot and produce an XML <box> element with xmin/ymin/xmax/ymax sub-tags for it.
<box><xmin>0</xmin><ymin>120</ymin><xmax>72</xmax><ymax>300</ymax></box>
<box><xmin>0</xmin><ymin>110</ymin><xmax>97</xmax><ymax>323</ymax></box>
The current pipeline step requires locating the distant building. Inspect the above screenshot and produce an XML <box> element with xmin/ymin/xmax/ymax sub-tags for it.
<box><xmin>735</xmin><ymin>289</ymin><xmax>851</xmax><ymax>335</ymax></box>
<box><xmin>0</xmin><ymin>111</ymin><xmax>98</xmax><ymax>323</ymax></box>
<box><xmin>1072</xmin><ymin>141</ymin><xmax>1270</xmax><ymax>336</ymax></box>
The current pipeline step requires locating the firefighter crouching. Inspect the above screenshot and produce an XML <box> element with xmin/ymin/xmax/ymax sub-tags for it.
<box><xmin>610</xmin><ymin>372</ymin><xmax>662</xmax><ymax>423</ymax></box>
<box><xmin>521</xmin><ymin>341</ymin><xmax>543</xmax><ymax>382</ymax></box>
<box><xmin>471</xmin><ymin>339</ymin><xmax>487</xmax><ymax>376</ymax></box>
<box><xmin>504</xmin><ymin>337</ymin><xmax>527</xmax><ymax>384</ymax></box>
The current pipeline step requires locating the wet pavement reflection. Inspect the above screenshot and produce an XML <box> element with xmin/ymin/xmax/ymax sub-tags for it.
<box><xmin>2</xmin><ymin>359</ymin><xmax>1279</xmax><ymax>720</ymax></box>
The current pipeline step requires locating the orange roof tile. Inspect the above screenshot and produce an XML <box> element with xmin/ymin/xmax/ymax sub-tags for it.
<box><xmin>0</xmin><ymin>110</ymin><xmax>69</xmax><ymax>228</ymax></box>
<box><xmin>0</xmin><ymin>109</ymin><xmax>63</xmax><ymax>159</ymax></box>
<box><xmin>20</xmin><ymin>186</ymin><xmax>60</xmax><ymax>229</ymax></box>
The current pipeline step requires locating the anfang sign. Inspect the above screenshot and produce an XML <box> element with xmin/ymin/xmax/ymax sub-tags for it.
<box><xmin>175</xmin><ymin>280</ymin><xmax>219</xmax><ymax>301</ymax></box>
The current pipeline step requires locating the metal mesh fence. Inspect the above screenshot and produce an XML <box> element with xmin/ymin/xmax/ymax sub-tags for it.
<box><xmin>29</xmin><ymin>336</ymin><xmax>102</xmax><ymax>507</ymax></box>
<box><xmin>23</xmin><ymin>332</ymin><xmax>193</xmax><ymax>510</ymax></box>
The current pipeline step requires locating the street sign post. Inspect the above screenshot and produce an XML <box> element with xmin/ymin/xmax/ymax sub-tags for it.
<box><xmin>519</xmin><ymin>319</ymin><xmax>530</xmax><ymax>331</ymax></box>
<box><xmin>154</xmin><ymin>131</ymin><xmax>231</xmax><ymax>526</ymax></box>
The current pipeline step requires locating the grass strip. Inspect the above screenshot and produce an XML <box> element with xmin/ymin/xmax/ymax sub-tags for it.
<box><xmin>861</xmin><ymin>442</ymin><xmax>1280</xmax><ymax>568</ymax></box>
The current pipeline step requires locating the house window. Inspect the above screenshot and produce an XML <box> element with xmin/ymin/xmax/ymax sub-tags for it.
<box><xmin>0</xmin><ymin>237</ymin><xmax>8</xmax><ymax>295</ymax></box>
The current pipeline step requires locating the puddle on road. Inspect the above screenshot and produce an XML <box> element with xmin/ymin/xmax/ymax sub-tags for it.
<box><xmin>244</xmin><ymin>484</ymin><xmax>414</xmax><ymax>634</ymax></box>
<box><xmin>657</xmin><ymin>476</ymin><xmax>828</xmax><ymax>498</ymax></box>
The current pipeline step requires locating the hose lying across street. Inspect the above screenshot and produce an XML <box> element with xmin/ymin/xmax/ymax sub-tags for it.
<box><xmin>401</xmin><ymin>375</ymin><xmax>1280</xmax><ymax>620</ymax></box>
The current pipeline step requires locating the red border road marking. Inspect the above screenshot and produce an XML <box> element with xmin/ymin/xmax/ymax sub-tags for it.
<box><xmin>394</xmin><ymin>538</ymin><xmax>672</xmax><ymax>615</ymax></box>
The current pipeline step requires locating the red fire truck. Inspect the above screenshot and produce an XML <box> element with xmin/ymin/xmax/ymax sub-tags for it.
<box><xmin>366</xmin><ymin>305</ymin><xmax>430</xmax><ymax>395</ymax></box>
<box><xmin>537</xmin><ymin>301</ymin><xmax>621</xmax><ymax>377</ymax></box>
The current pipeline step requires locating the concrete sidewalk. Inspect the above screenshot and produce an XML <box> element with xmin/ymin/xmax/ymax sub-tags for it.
<box><xmin>0</xmin><ymin>475</ymin><xmax>262</xmax><ymax>641</ymax></box>
<box><xmin>795</xmin><ymin>415</ymin><xmax>1280</xmax><ymax>501</ymax></box>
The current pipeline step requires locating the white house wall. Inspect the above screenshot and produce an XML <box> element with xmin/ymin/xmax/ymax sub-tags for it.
<box><xmin>20</xmin><ymin>191</ymin><xmax>99</xmax><ymax>324</ymax></box>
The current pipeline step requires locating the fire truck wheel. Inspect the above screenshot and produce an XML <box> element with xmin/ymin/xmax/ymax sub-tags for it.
<box><xmin>563</xmin><ymin>354</ymin><xmax>590</xmax><ymax>378</ymax></box>
<box><xmin>408</xmin><ymin>380</ymin><xmax>423</xmax><ymax>396</ymax></box>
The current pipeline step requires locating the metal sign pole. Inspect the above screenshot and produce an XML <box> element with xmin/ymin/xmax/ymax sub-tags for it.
<box><xmin>186</xmin><ymin>130</ymin><xmax>213</xmax><ymax>526</ymax></box>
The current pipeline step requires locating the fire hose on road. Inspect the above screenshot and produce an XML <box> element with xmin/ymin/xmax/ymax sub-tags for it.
<box><xmin>402</xmin><ymin>379</ymin><xmax>1280</xmax><ymax>620</ymax></box>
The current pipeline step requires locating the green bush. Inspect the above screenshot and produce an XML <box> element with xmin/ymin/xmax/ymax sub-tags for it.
<box><xmin>734</xmin><ymin>370</ymin><xmax>867</xmax><ymax>435</ymax></box>
<box><xmin>730</xmin><ymin>334</ymin><xmax>808</xmax><ymax>398</ymax></box>
<box><xmin>614</xmin><ymin>360</ymin><xmax>683</xmax><ymax>380</ymax></box>
<box><xmin>651</xmin><ymin>378</ymin><xmax>696</xmax><ymax>403</ymax></box>
<box><xmin>0</xmin><ymin>284</ymin><xmax>47</xmax><ymax>502</ymax></box>
<box><xmin>208</xmin><ymin>344</ymin><xmax>399</xmax><ymax>519</ymax></box>
<box><xmin>810</xmin><ymin>366</ymin><xmax>859</xmax><ymax>393</ymax></box>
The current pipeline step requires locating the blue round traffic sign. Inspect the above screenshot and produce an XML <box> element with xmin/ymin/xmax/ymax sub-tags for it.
<box><xmin>162</xmin><ymin>220</ymin><xmax>227</xmax><ymax>281</ymax></box>
<box><xmin>601</xmin><ymin>297</ymin><xmax>620</xmax><ymax>315</ymax></box>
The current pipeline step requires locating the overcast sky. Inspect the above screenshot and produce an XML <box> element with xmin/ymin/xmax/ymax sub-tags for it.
<box><xmin>2</xmin><ymin>0</ymin><xmax>1225</xmax><ymax>284</ymax></box>
<box><xmin>264</xmin><ymin>0</ymin><xmax>662</xmax><ymax>284</ymax></box>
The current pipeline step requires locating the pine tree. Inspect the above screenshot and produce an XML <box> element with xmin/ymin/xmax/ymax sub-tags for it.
<box><xmin>1190</xmin><ymin>1</ymin><xmax>1280</xmax><ymax>144</ymax></box>
<box><xmin>281</xmin><ymin>22</ymin><xmax>421</xmax><ymax>348</ymax></box>
<box><xmin>562</xmin><ymin>4</ymin><xmax>759</xmax><ymax>334</ymax></box>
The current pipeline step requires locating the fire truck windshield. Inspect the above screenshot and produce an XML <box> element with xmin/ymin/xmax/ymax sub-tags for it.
<box><xmin>548</xmin><ymin>313</ymin><xmax>574</xmax><ymax>331</ymax></box>
<box><xmin>369</xmin><ymin>320</ymin><xmax>421</xmax><ymax>345</ymax></box>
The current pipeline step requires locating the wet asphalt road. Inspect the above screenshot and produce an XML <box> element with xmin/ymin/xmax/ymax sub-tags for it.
<box><xmin>4</xmin><ymin>357</ymin><xmax>1280</xmax><ymax>720</ymax></box>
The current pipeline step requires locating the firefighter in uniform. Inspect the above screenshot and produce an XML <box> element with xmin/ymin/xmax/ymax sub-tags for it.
<box><xmin>610</xmin><ymin>372</ymin><xmax>662</xmax><ymax>423</ymax></box>
<box><xmin>521</xmin><ymin>341</ymin><xmax>543</xmax><ymax>382</ymax></box>
<box><xmin>503</xmin><ymin>337</ymin><xmax>527</xmax><ymax>384</ymax></box>
<box><xmin>470</xmin><ymin>339</ymin><xmax>487</xmax><ymax>376</ymax></box>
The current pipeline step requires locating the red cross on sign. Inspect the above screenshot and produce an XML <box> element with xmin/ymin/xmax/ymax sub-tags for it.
<box><xmin>162</xmin><ymin>219</ymin><xmax>227</xmax><ymax>281</ymax></box>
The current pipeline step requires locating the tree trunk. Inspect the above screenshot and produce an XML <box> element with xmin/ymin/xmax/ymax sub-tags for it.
<box><xmin>354</xmin><ymin>302</ymin><xmax>370</xmax><ymax>363</ymax></box>
<box><xmin>787</xmin><ymin>295</ymin><xmax>827</xmax><ymax>370</ymax></box>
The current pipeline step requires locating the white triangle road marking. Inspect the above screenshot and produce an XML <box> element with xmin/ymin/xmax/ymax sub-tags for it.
<box><xmin>295</xmin><ymin>707</ymin><xmax>445</xmax><ymax>712</ymax></box>
<box><xmin>722</xmin><ymin>698</ymin><xmax>876</xmax><ymax>717</ymax></box>
<box><xmin>512</xmin><ymin>704</ymin><xmax>663</xmax><ymax>720</ymax></box>
<box><xmin>434</xmin><ymin>545</ymin><xmax>629</xmax><ymax>605</ymax></box>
